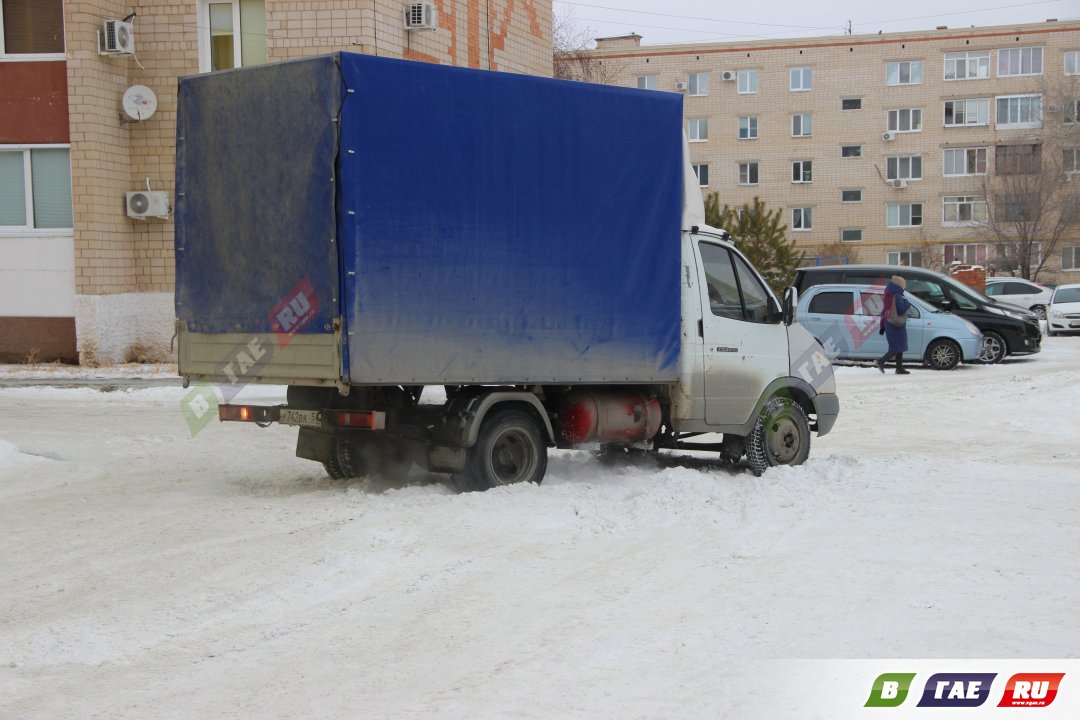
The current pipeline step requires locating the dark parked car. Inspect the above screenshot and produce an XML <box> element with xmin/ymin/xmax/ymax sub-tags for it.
<box><xmin>794</xmin><ymin>264</ymin><xmax>1042</xmax><ymax>364</ymax></box>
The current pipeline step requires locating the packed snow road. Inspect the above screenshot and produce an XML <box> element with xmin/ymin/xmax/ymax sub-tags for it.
<box><xmin>1</xmin><ymin>340</ymin><xmax>1078</xmax><ymax>719</ymax></box>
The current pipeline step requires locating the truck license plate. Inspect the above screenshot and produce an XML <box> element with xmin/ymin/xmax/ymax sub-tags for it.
<box><xmin>279</xmin><ymin>409</ymin><xmax>321</xmax><ymax>427</ymax></box>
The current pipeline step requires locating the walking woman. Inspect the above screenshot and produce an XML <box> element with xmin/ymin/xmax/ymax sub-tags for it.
<box><xmin>876</xmin><ymin>275</ymin><xmax>911</xmax><ymax>375</ymax></box>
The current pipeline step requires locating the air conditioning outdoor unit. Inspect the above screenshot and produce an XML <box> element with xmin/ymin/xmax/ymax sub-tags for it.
<box><xmin>126</xmin><ymin>191</ymin><xmax>169</xmax><ymax>219</ymax></box>
<box><xmin>891</xmin><ymin>179</ymin><xmax>908</xmax><ymax>189</ymax></box>
<box><xmin>403</xmin><ymin>2</ymin><xmax>438</xmax><ymax>30</ymax></box>
<box><xmin>882</xmin><ymin>131</ymin><xmax>897</xmax><ymax>141</ymax></box>
<box><xmin>721</xmin><ymin>70</ymin><xmax>736</xmax><ymax>81</ymax></box>
<box><xmin>102</xmin><ymin>20</ymin><xmax>135</xmax><ymax>54</ymax></box>
<box><xmin>675</xmin><ymin>81</ymin><xmax>689</xmax><ymax>91</ymax></box>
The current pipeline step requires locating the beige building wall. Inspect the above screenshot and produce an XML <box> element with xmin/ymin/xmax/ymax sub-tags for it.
<box><xmin>589</xmin><ymin>21</ymin><xmax>1080</xmax><ymax>281</ymax></box>
<box><xmin>61</xmin><ymin>0</ymin><xmax>552</xmax><ymax>363</ymax></box>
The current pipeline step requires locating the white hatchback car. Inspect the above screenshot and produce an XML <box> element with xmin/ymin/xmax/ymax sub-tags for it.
<box><xmin>1047</xmin><ymin>284</ymin><xmax>1080</xmax><ymax>336</ymax></box>
<box><xmin>984</xmin><ymin>277</ymin><xmax>1055</xmax><ymax>319</ymax></box>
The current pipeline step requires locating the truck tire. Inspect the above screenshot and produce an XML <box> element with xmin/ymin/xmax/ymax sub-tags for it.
<box><xmin>460</xmin><ymin>408</ymin><xmax>547</xmax><ymax>491</ymax></box>
<box><xmin>323</xmin><ymin>435</ymin><xmax>371</xmax><ymax>480</ymax></box>
<box><xmin>746</xmin><ymin>397</ymin><xmax>811</xmax><ymax>477</ymax></box>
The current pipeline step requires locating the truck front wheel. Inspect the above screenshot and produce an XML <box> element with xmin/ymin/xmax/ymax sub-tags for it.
<box><xmin>745</xmin><ymin>397</ymin><xmax>811</xmax><ymax>476</ymax></box>
<box><xmin>458</xmin><ymin>408</ymin><xmax>547</xmax><ymax>491</ymax></box>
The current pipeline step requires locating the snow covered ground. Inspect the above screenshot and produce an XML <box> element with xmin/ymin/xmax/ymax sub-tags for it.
<box><xmin>1</xmin><ymin>339</ymin><xmax>1078</xmax><ymax>718</ymax></box>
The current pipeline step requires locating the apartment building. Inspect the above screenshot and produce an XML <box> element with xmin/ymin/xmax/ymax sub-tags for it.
<box><xmin>587</xmin><ymin>21</ymin><xmax>1080</xmax><ymax>280</ymax></box>
<box><xmin>0</xmin><ymin>0</ymin><xmax>552</xmax><ymax>363</ymax></box>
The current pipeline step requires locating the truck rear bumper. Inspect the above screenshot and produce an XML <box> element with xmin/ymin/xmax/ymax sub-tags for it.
<box><xmin>813</xmin><ymin>393</ymin><xmax>839</xmax><ymax>436</ymax></box>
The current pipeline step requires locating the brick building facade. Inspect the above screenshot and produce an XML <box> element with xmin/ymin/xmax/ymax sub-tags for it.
<box><xmin>586</xmin><ymin>21</ymin><xmax>1080</xmax><ymax>282</ymax></box>
<box><xmin>1</xmin><ymin>0</ymin><xmax>552</xmax><ymax>363</ymax></box>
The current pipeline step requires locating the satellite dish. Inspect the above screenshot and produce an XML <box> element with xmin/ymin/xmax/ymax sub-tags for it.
<box><xmin>121</xmin><ymin>85</ymin><xmax>157</xmax><ymax>121</ymax></box>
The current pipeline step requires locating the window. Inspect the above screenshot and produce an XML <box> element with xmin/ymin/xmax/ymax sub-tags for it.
<box><xmin>0</xmin><ymin>146</ymin><xmax>72</xmax><ymax>231</ymax></box>
<box><xmin>995</xmin><ymin>194</ymin><xmax>1036</xmax><ymax>222</ymax></box>
<box><xmin>841</xmin><ymin>189</ymin><xmax>862</xmax><ymax>202</ymax></box>
<box><xmin>887</xmin><ymin>108</ymin><xmax>922</xmax><ymax>133</ymax></box>
<box><xmin>841</xmin><ymin>145</ymin><xmax>862</xmax><ymax>158</ymax></box>
<box><xmin>942</xmin><ymin>196</ymin><xmax>987</xmax><ymax>225</ymax></box>
<box><xmin>791</xmin><ymin>114</ymin><xmax>812</xmax><ymax>137</ymax></box>
<box><xmin>739</xmin><ymin>116</ymin><xmax>758</xmax><ymax>140</ymax></box>
<box><xmin>944</xmin><ymin>243</ymin><xmax>987</xmax><ymax>265</ymax></box>
<box><xmin>943</xmin><ymin>147</ymin><xmax>987</xmax><ymax>176</ymax></box>
<box><xmin>791</xmin><ymin>160</ymin><xmax>812</xmax><ymax>183</ymax></box>
<box><xmin>0</xmin><ymin>0</ymin><xmax>64</xmax><ymax>55</ymax></box>
<box><xmin>636</xmin><ymin>75</ymin><xmax>657</xmax><ymax>90</ymax></box>
<box><xmin>944</xmin><ymin>98</ymin><xmax>989</xmax><ymax>127</ymax></box>
<box><xmin>1065</xmin><ymin>148</ymin><xmax>1080</xmax><ymax>176</ymax></box>
<box><xmin>841</xmin><ymin>228</ymin><xmax>862</xmax><ymax>243</ymax></box>
<box><xmin>887</xmin><ymin>251</ymin><xmax>923</xmax><ymax>266</ymax></box>
<box><xmin>996</xmin><ymin>94</ymin><xmax>1042</xmax><ymax>129</ymax></box>
<box><xmin>997</xmin><ymin>46</ymin><xmax>1042</xmax><ymax>77</ymax></box>
<box><xmin>1067</xmin><ymin>51</ymin><xmax>1080</xmax><ymax>76</ymax></box>
<box><xmin>886</xmin><ymin>155</ymin><xmax>922</xmax><ymax>181</ymax></box>
<box><xmin>790</xmin><ymin>67</ymin><xmax>812</xmax><ymax>91</ymax></box>
<box><xmin>995</xmin><ymin>243</ymin><xmax>1042</xmax><ymax>269</ymax></box>
<box><xmin>1063</xmin><ymin>246</ymin><xmax>1080</xmax><ymax>270</ymax></box>
<box><xmin>738</xmin><ymin>162</ymin><xmax>758</xmax><ymax>186</ymax></box>
<box><xmin>842</xmin><ymin>98</ymin><xmax>862</xmax><ymax>110</ymax></box>
<box><xmin>996</xmin><ymin>144</ymin><xmax>1041</xmax><ymax>175</ymax></box>
<box><xmin>944</xmin><ymin>51</ymin><xmax>990</xmax><ymax>80</ymax></box>
<box><xmin>887</xmin><ymin>203</ymin><xmax>922</xmax><ymax>228</ymax></box>
<box><xmin>699</xmin><ymin>242</ymin><xmax>775</xmax><ymax>323</ymax></box>
<box><xmin>692</xmin><ymin>164</ymin><xmax>709</xmax><ymax>187</ymax></box>
<box><xmin>688</xmin><ymin>72</ymin><xmax>709</xmax><ymax>96</ymax></box>
<box><xmin>887</xmin><ymin>60</ymin><xmax>923</xmax><ymax>86</ymax></box>
<box><xmin>737</xmin><ymin>70</ymin><xmax>758</xmax><ymax>94</ymax></box>
<box><xmin>688</xmin><ymin>118</ymin><xmax>709</xmax><ymax>142</ymax></box>
<box><xmin>808</xmin><ymin>291</ymin><xmax>854</xmax><ymax>315</ymax></box>
<box><xmin>792</xmin><ymin>207</ymin><xmax>812</xmax><ymax>230</ymax></box>
<box><xmin>199</xmin><ymin>0</ymin><xmax>267</xmax><ymax>72</ymax></box>
<box><xmin>1065</xmin><ymin>100</ymin><xmax>1080</xmax><ymax>125</ymax></box>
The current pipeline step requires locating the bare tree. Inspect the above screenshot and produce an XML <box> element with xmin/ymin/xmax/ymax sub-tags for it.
<box><xmin>813</xmin><ymin>240</ymin><xmax>862</xmax><ymax>266</ymax></box>
<box><xmin>552</xmin><ymin>13</ymin><xmax>623</xmax><ymax>83</ymax></box>
<box><xmin>971</xmin><ymin>74</ymin><xmax>1080</xmax><ymax>282</ymax></box>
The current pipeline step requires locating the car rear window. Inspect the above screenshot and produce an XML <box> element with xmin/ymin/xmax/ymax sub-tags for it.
<box><xmin>808</xmin><ymin>291</ymin><xmax>854</xmax><ymax>315</ymax></box>
<box><xmin>797</xmin><ymin>270</ymin><xmax>842</xmax><ymax>292</ymax></box>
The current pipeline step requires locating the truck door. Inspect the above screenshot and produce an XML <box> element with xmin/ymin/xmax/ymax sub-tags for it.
<box><xmin>695</xmin><ymin>239</ymin><xmax>790</xmax><ymax>427</ymax></box>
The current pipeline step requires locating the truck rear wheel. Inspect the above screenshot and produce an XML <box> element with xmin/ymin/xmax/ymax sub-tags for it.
<box><xmin>323</xmin><ymin>435</ymin><xmax>371</xmax><ymax>480</ymax></box>
<box><xmin>746</xmin><ymin>397</ymin><xmax>811</xmax><ymax>477</ymax></box>
<box><xmin>459</xmin><ymin>408</ymin><xmax>547</xmax><ymax>491</ymax></box>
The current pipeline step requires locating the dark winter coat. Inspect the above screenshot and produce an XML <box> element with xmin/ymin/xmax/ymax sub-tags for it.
<box><xmin>880</xmin><ymin>281</ymin><xmax>911</xmax><ymax>353</ymax></box>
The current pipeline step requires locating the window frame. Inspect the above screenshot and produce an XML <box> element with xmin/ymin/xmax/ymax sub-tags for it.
<box><xmin>943</xmin><ymin>147</ymin><xmax>988</xmax><ymax>176</ymax></box>
<box><xmin>886</xmin><ymin>155</ymin><xmax>923</xmax><ymax>181</ymax></box>
<box><xmin>995</xmin><ymin>94</ymin><xmax>1043</xmax><ymax>130</ymax></box>
<box><xmin>1064</xmin><ymin>147</ymin><xmax>1080</xmax><ymax>176</ymax></box>
<box><xmin>687</xmin><ymin>117</ymin><xmax>709</xmax><ymax>142</ymax></box>
<box><xmin>692</xmin><ymin>163</ymin><xmax>709</xmax><ymax>187</ymax></box>
<box><xmin>737</xmin><ymin>69</ymin><xmax>758</xmax><ymax>94</ymax></box>
<box><xmin>841</xmin><ymin>98</ymin><xmax>862</xmax><ymax>110</ymax></box>
<box><xmin>791</xmin><ymin>160</ymin><xmax>813</xmax><ymax>184</ymax></box>
<box><xmin>738</xmin><ymin>115</ymin><xmax>758</xmax><ymax>140</ymax></box>
<box><xmin>841</xmin><ymin>145</ymin><xmax>862</xmax><ymax>158</ymax></box>
<box><xmin>688</xmin><ymin>71</ymin><xmax>709</xmax><ymax>96</ymax></box>
<box><xmin>0</xmin><ymin>143</ymin><xmax>73</xmax><ymax>236</ymax></box>
<box><xmin>792</xmin><ymin>207</ymin><xmax>813</xmax><ymax>231</ymax></box>
<box><xmin>840</xmin><ymin>228</ymin><xmax>863</xmax><ymax>243</ymax></box>
<box><xmin>997</xmin><ymin>46</ymin><xmax>1043</xmax><ymax>77</ymax></box>
<box><xmin>943</xmin><ymin>98</ymin><xmax>990</xmax><ymax>127</ymax></box>
<box><xmin>790</xmin><ymin>66</ymin><xmax>812</xmax><ymax>91</ymax></box>
<box><xmin>887</xmin><ymin>250</ymin><xmax>923</xmax><ymax>267</ymax></box>
<box><xmin>841</xmin><ymin>189</ymin><xmax>863</xmax><ymax>203</ymax></box>
<box><xmin>1062</xmin><ymin>246</ymin><xmax>1080</xmax><ymax>271</ymax></box>
<box><xmin>791</xmin><ymin>113</ymin><xmax>812</xmax><ymax>138</ymax></box>
<box><xmin>635</xmin><ymin>75</ymin><xmax>658</xmax><ymax>90</ymax></box>
<box><xmin>197</xmin><ymin>0</ymin><xmax>268</xmax><ymax>73</ymax></box>
<box><xmin>886</xmin><ymin>60</ymin><xmax>923</xmax><ymax>86</ymax></box>
<box><xmin>0</xmin><ymin>0</ymin><xmax>66</xmax><ymax>59</ymax></box>
<box><xmin>887</xmin><ymin>108</ymin><xmax>923</xmax><ymax>133</ymax></box>
<box><xmin>944</xmin><ymin>50</ymin><xmax>990</xmax><ymax>81</ymax></box>
<box><xmin>1067</xmin><ymin>50</ymin><xmax>1080</xmax><ymax>76</ymax></box>
<box><xmin>887</xmin><ymin>203</ymin><xmax>923</xmax><ymax>228</ymax></box>
<box><xmin>942</xmin><ymin>195</ymin><xmax>988</xmax><ymax>226</ymax></box>
<box><xmin>943</xmin><ymin>243</ymin><xmax>988</xmax><ymax>266</ymax></box>
<box><xmin>738</xmin><ymin>161</ymin><xmax>759</xmax><ymax>186</ymax></box>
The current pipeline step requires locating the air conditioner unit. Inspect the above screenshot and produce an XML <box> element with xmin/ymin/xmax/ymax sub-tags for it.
<box><xmin>102</xmin><ymin>20</ymin><xmax>135</xmax><ymax>54</ymax></box>
<box><xmin>721</xmin><ymin>70</ymin><xmax>736</xmax><ymax>81</ymax></box>
<box><xmin>882</xmin><ymin>131</ymin><xmax>897</xmax><ymax>141</ymax></box>
<box><xmin>891</xmin><ymin>179</ymin><xmax>908</xmax><ymax>189</ymax></box>
<box><xmin>403</xmin><ymin>2</ymin><xmax>438</xmax><ymax>30</ymax></box>
<box><xmin>126</xmin><ymin>191</ymin><xmax>169</xmax><ymax>219</ymax></box>
<box><xmin>675</xmin><ymin>81</ymin><xmax>689</xmax><ymax>91</ymax></box>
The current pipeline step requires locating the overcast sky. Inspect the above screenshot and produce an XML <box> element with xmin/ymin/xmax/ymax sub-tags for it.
<box><xmin>554</xmin><ymin>0</ymin><xmax>1078</xmax><ymax>46</ymax></box>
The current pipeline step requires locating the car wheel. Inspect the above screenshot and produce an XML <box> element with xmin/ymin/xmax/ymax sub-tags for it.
<box><xmin>979</xmin><ymin>331</ymin><xmax>1007</xmax><ymax>364</ymax></box>
<box><xmin>925</xmin><ymin>338</ymin><xmax>961</xmax><ymax>370</ymax></box>
<box><xmin>1033</xmin><ymin>305</ymin><xmax>1047</xmax><ymax>320</ymax></box>
<box><xmin>462</xmin><ymin>408</ymin><xmax>547</xmax><ymax>491</ymax></box>
<box><xmin>746</xmin><ymin>397</ymin><xmax>811</xmax><ymax>477</ymax></box>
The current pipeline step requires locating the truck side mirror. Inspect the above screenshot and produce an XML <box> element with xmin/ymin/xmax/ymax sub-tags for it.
<box><xmin>782</xmin><ymin>286</ymin><xmax>798</xmax><ymax>326</ymax></box>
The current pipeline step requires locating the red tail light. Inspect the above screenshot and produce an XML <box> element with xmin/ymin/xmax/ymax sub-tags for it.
<box><xmin>331</xmin><ymin>411</ymin><xmax>386</xmax><ymax>430</ymax></box>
